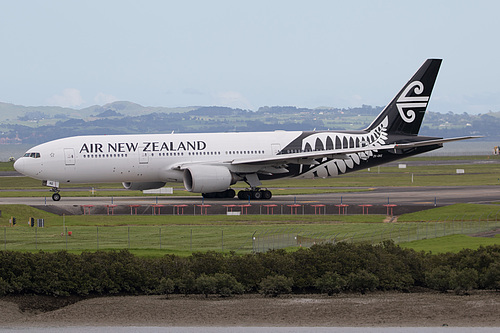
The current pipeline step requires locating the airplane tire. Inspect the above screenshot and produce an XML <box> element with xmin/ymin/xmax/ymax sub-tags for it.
<box><xmin>226</xmin><ymin>189</ymin><xmax>236</xmax><ymax>198</ymax></box>
<box><xmin>252</xmin><ymin>190</ymin><xmax>262</xmax><ymax>199</ymax></box>
<box><xmin>262</xmin><ymin>190</ymin><xmax>272</xmax><ymax>199</ymax></box>
<box><xmin>238</xmin><ymin>190</ymin><xmax>249</xmax><ymax>200</ymax></box>
<box><xmin>52</xmin><ymin>193</ymin><xmax>61</xmax><ymax>201</ymax></box>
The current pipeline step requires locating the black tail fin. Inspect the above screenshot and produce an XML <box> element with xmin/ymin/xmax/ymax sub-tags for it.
<box><xmin>365</xmin><ymin>59</ymin><xmax>442</xmax><ymax>136</ymax></box>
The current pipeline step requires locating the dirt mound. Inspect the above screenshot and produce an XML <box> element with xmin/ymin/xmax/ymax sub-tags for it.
<box><xmin>1</xmin><ymin>292</ymin><xmax>499</xmax><ymax>327</ymax></box>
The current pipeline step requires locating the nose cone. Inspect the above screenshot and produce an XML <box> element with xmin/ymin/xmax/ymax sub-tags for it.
<box><xmin>13</xmin><ymin>158</ymin><xmax>25</xmax><ymax>174</ymax></box>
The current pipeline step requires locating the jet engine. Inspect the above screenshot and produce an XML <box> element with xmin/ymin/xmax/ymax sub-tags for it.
<box><xmin>122</xmin><ymin>182</ymin><xmax>167</xmax><ymax>191</ymax></box>
<box><xmin>183</xmin><ymin>165</ymin><xmax>236</xmax><ymax>193</ymax></box>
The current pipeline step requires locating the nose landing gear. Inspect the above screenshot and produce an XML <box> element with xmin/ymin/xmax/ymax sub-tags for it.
<box><xmin>51</xmin><ymin>187</ymin><xmax>61</xmax><ymax>201</ymax></box>
<box><xmin>42</xmin><ymin>180</ymin><xmax>62</xmax><ymax>201</ymax></box>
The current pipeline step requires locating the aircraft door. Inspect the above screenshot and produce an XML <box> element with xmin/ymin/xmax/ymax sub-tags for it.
<box><xmin>271</xmin><ymin>143</ymin><xmax>281</xmax><ymax>155</ymax></box>
<box><xmin>64</xmin><ymin>148</ymin><xmax>75</xmax><ymax>165</ymax></box>
<box><xmin>139</xmin><ymin>151</ymin><xmax>149</xmax><ymax>164</ymax></box>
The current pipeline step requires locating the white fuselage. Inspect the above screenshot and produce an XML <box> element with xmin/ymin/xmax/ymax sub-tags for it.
<box><xmin>14</xmin><ymin>131</ymin><xmax>301</xmax><ymax>185</ymax></box>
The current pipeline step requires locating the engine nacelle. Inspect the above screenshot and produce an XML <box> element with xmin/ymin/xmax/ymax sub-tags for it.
<box><xmin>183</xmin><ymin>165</ymin><xmax>235</xmax><ymax>193</ymax></box>
<box><xmin>122</xmin><ymin>182</ymin><xmax>167</xmax><ymax>191</ymax></box>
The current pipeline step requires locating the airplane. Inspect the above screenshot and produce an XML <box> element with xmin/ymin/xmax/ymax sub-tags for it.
<box><xmin>14</xmin><ymin>59</ymin><xmax>479</xmax><ymax>201</ymax></box>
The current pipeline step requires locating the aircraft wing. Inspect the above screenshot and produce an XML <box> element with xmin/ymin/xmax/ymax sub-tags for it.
<box><xmin>229</xmin><ymin>135</ymin><xmax>481</xmax><ymax>167</ymax></box>
<box><xmin>171</xmin><ymin>135</ymin><xmax>480</xmax><ymax>171</ymax></box>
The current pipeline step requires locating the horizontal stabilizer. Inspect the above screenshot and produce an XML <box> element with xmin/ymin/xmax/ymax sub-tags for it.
<box><xmin>390</xmin><ymin>136</ymin><xmax>482</xmax><ymax>149</ymax></box>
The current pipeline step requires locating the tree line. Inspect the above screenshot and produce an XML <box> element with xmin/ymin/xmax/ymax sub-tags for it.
<box><xmin>3</xmin><ymin>105</ymin><xmax>498</xmax><ymax>144</ymax></box>
<box><xmin>0</xmin><ymin>242</ymin><xmax>498</xmax><ymax>298</ymax></box>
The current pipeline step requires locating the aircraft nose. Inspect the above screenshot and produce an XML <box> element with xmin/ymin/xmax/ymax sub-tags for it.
<box><xmin>13</xmin><ymin>158</ymin><xmax>26</xmax><ymax>174</ymax></box>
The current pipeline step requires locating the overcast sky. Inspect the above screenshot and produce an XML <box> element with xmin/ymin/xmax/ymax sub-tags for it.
<box><xmin>1</xmin><ymin>0</ymin><xmax>499</xmax><ymax>113</ymax></box>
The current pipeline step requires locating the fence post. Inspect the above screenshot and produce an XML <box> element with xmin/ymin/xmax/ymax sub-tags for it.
<box><xmin>252</xmin><ymin>231</ymin><xmax>257</xmax><ymax>252</ymax></box>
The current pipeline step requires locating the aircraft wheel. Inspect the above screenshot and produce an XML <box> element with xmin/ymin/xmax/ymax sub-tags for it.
<box><xmin>252</xmin><ymin>190</ymin><xmax>262</xmax><ymax>200</ymax></box>
<box><xmin>226</xmin><ymin>189</ymin><xmax>236</xmax><ymax>198</ymax></box>
<box><xmin>237</xmin><ymin>190</ymin><xmax>249</xmax><ymax>200</ymax></box>
<box><xmin>262</xmin><ymin>190</ymin><xmax>272</xmax><ymax>200</ymax></box>
<box><xmin>52</xmin><ymin>193</ymin><xmax>61</xmax><ymax>201</ymax></box>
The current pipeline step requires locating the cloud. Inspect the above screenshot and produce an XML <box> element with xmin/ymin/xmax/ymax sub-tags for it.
<box><xmin>182</xmin><ymin>88</ymin><xmax>204</xmax><ymax>95</ymax></box>
<box><xmin>94</xmin><ymin>92</ymin><xmax>118</xmax><ymax>105</ymax></box>
<box><xmin>213</xmin><ymin>91</ymin><xmax>253</xmax><ymax>110</ymax></box>
<box><xmin>47</xmin><ymin>88</ymin><xmax>84</xmax><ymax>108</ymax></box>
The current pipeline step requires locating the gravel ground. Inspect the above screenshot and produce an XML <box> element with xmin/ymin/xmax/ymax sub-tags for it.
<box><xmin>1</xmin><ymin>292</ymin><xmax>499</xmax><ymax>327</ymax></box>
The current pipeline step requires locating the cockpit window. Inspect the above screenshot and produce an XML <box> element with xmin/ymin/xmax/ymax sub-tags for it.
<box><xmin>23</xmin><ymin>152</ymin><xmax>41</xmax><ymax>158</ymax></box>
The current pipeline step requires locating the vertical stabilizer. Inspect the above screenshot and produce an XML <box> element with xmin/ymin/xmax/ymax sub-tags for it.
<box><xmin>365</xmin><ymin>59</ymin><xmax>442</xmax><ymax>136</ymax></box>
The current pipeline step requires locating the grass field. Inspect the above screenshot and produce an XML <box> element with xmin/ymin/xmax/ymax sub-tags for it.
<box><xmin>2</xmin><ymin>156</ymin><xmax>500</xmax><ymax>255</ymax></box>
<box><xmin>1</xmin><ymin>203</ymin><xmax>499</xmax><ymax>256</ymax></box>
<box><xmin>399</xmin><ymin>234</ymin><xmax>500</xmax><ymax>254</ymax></box>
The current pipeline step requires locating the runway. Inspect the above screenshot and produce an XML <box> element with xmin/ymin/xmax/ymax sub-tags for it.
<box><xmin>2</xmin><ymin>185</ymin><xmax>499</xmax><ymax>205</ymax></box>
<box><xmin>1</xmin><ymin>185</ymin><xmax>499</xmax><ymax>216</ymax></box>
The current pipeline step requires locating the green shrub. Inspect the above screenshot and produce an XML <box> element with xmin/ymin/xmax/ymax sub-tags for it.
<box><xmin>482</xmin><ymin>262</ymin><xmax>500</xmax><ymax>290</ymax></box>
<box><xmin>425</xmin><ymin>266</ymin><xmax>455</xmax><ymax>292</ymax></box>
<box><xmin>0</xmin><ymin>277</ymin><xmax>9</xmax><ymax>296</ymax></box>
<box><xmin>347</xmin><ymin>269</ymin><xmax>379</xmax><ymax>294</ymax></box>
<box><xmin>176</xmin><ymin>271</ymin><xmax>196</xmax><ymax>296</ymax></box>
<box><xmin>452</xmin><ymin>268</ymin><xmax>478</xmax><ymax>295</ymax></box>
<box><xmin>0</xmin><ymin>243</ymin><xmax>498</xmax><ymax>297</ymax></box>
<box><xmin>213</xmin><ymin>273</ymin><xmax>244</xmax><ymax>297</ymax></box>
<box><xmin>259</xmin><ymin>275</ymin><xmax>293</xmax><ymax>297</ymax></box>
<box><xmin>156</xmin><ymin>277</ymin><xmax>175</xmax><ymax>297</ymax></box>
<box><xmin>195</xmin><ymin>274</ymin><xmax>217</xmax><ymax>298</ymax></box>
<box><xmin>315</xmin><ymin>272</ymin><xmax>346</xmax><ymax>295</ymax></box>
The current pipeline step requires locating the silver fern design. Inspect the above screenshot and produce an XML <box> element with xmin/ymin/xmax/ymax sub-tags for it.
<box><xmin>298</xmin><ymin>116</ymin><xmax>389</xmax><ymax>178</ymax></box>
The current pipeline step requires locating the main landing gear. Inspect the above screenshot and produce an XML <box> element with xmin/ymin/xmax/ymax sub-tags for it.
<box><xmin>202</xmin><ymin>174</ymin><xmax>273</xmax><ymax>200</ymax></box>
<box><xmin>201</xmin><ymin>188</ymin><xmax>273</xmax><ymax>200</ymax></box>
<box><xmin>236</xmin><ymin>173</ymin><xmax>272</xmax><ymax>200</ymax></box>
<box><xmin>237</xmin><ymin>188</ymin><xmax>272</xmax><ymax>200</ymax></box>
<box><xmin>202</xmin><ymin>189</ymin><xmax>236</xmax><ymax>199</ymax></box>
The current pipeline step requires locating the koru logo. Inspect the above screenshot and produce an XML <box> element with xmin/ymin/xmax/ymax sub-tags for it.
<box><xmin>396</xmin><ymin>81</ymin><xmax>429</xmax><ymax>123</ymax></box>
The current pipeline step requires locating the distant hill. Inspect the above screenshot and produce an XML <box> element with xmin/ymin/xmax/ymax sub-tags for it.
<box><xmin>0</xmin><ymin>101</ymin><xmax>498</xmax><ymax>144</ymax></box>
<box><xmin>0</xmin><ymin>101</ymin><xmax>197</xmax><ymax>121</ymax></box>
<box><xmin>0</xmin><ymin>102</ymin><xmax>78</xmax><ymax>122</ymax></box>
